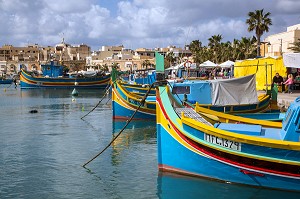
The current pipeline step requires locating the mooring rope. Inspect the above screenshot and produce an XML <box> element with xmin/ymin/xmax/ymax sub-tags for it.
<box><xmin>104</xmin><ymin>95</ymin><xmax>111</xmax><ymax>105</ymax></box>
<box><xmin>81</xmin><ymin>82</ymin><xmax>112</xmax><ymax>119</ymax></box>
<box><xmin>82</xmin><ymin>81</ymin><xmax>156</xmax><ymax>168</ymax></box>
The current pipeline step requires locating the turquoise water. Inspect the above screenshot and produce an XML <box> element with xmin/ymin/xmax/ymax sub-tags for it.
<box><xmin>0</xmin><ymin>85</ymin><xmax>300</xmax><ymax>199</ymax></box>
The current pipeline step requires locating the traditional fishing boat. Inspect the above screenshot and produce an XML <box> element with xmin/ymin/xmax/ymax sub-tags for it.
<box><xmin>121</xmin><ymin>69</ymin><xmax>156</xmax><ymax>85</ymax></box>
<box><xmin>111</xmin><ymin>79</ymin><xmax>156</xmax><ymax>120</ymax></box>
<box><xmin>0</xmin><ymin>78</ymin><xmax>13</xmax><ymax>84</ymax></box>
<box><xmin>156</xmin><ymin>80</ymin><xmax>300</xmax><ymax>191</ymax></box>
<box><xmin>20</xmin><ymin>61</ymin><xmax>110</xmax><ymax>89</ymax></box>
<box><xmin>117</xmin><ymin>81</ymin><xmax>156</xmax><ymax>96</ymax></box>
<box><xmin>0</xmin><ymin>73</ymin><xmax>17</xmax><ymax>84</ymax></box>
<box><xmin>171</xmin><ymin>74</ymin><xmax>273</xmax><ymax>114</ymax></box>
<box><xmin>111</xmin><ymin>52</ymin><xmax>278</xmax><ymax>120</ymax></box>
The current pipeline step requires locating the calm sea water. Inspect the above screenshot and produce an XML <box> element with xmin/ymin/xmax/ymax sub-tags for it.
<box><xmin>1</xmin><ymin>85</ymin><xmax>300</xmax><ymax>199</ymax></box>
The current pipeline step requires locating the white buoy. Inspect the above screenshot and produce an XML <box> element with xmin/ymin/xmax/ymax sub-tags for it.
<box><xmin>72</xmin><ymin>88</ymin><xmax>78</xmax><ymax>96</ymax></box>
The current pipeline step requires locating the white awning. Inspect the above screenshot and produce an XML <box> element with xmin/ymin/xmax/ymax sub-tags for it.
<box><xmin>283</xmin><ymin>53</ymin><xmax>300</xmax><ymax>68</ymax></box>
<box><xmin>200</xmin><ymin>60</ymin><xmax>217</xmax><ymax>67</ymax></box>
<box><xmin>219</xmin><ymin>60</ymin><xmax>234</xmax><ymax>68</ymax></box>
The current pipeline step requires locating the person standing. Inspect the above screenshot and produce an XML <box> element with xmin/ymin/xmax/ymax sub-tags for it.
<box><xmin>272</xmin><ymin>73</ymin><xmax>284</xmax><ymax>92</ymax></box>
<box><xmin>283</xmin><ymin>74</ymin><xmax>294</xmax><ymax>94</ymax></box>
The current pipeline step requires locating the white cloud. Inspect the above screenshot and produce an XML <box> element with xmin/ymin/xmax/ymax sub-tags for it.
<box><xmin>43</xmin><ymin>0</ymin><xmax>93</xmax><ymax>14</ymax></box>
<box><xmin>0</xmin><ymin>0</ymin><xmax>299</xmax><ymax>49</ymax></box>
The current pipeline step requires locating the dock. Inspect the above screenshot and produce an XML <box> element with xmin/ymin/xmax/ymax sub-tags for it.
<box><xmin>258</xmin><ymin>90</ymin><xmax>300</xmax><ymax>110</ymax></box>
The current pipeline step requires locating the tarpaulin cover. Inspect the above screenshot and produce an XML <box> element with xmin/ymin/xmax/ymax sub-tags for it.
<box><xmin>210</xmin><ymin>74</ymin><xmax>258</xmax><ymax>106</ymax></box>
<box><xmin>283</xmin><ymin>53</ymin><xmax>300</xmax><ymax>68</ymax></box>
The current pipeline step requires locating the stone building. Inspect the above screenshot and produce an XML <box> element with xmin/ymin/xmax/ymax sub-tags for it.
<box><xmin>262</xmin><ymin>24</ymin><xmax>300</xmax><ymax>57</ymax></box>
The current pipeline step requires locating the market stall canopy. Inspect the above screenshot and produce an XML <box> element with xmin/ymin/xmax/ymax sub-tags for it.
<box><xmin>199</xmin><ymin>60</ymin><xmax>217</xmax><ymax>67</ymax></box>
<box><xmin>219</xmin><ymin>60</ymin><xmax>234</xmax><ymax>68</ymax></box>
<box><xmin>283</xmin><ymin>53</ymin><xmax>300</xmax><ymax>68</ymax></box>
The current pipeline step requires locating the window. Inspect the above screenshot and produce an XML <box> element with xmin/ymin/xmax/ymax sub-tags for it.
<box><xmin>172</xmin><ymin>86</ymin><xmax>190</xmax><ymax>94</ymax></box>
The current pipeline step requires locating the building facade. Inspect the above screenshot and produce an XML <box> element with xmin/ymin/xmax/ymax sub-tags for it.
<box><xmin>262</xmin><ymin>24</ymin><xmax>300</xmax><ymax>57</ymax></box>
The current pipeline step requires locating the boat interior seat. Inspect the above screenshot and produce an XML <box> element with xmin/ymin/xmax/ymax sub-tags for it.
<box><xmin>216</xmin><ymin>123</ymin><xmax>262</xmax><ymax>136</ymax></box>
<box><xmin>216</xmin><ymin>123</ymin><xmax>282</xmax><ymax>140</ymax></box>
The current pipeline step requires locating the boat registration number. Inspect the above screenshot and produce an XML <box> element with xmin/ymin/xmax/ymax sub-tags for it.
<box><xmin>204</xmin><ymin>133</ymin><xmax>241</xmax><ymax>151</ymax></box>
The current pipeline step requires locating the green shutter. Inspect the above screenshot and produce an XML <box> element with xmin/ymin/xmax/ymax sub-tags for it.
<box><xmin>155</xmin><ymin>52</ymin><xmax>164</xmax><ymax>72</ymax></box>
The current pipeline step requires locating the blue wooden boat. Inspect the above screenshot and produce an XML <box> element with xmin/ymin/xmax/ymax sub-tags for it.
<box><xmin>112</xmin><ymin>80</ymin><xmax>156</xmax><ymax>120</ymax></box>
<box><xmin>156</xmin><ymin>81</ymin><xmax>300</xmax><ymax>191</ymax></box>
<box><xmin>112</xmin><ymin>75</ymin><xmax>276</xmax><ymax>120</ymax></box>
<box><xmin>20</xmin><ymin>61</ymin><xmax>110</xmax><ymax>89</ymax></box>
<box><xmin>170</xmin><ymin>74</ymin><xmax>272</xmax><ymax>114</ymax></box>
<box><xmin>117</xmin><ymin>81</ymin><xmax>156</xmax><ymax>96</ymax></box>
<box><xmin>121</xmin><ymin>69</ymin><xmax>156</xmax><ymax>85</ymax></box>
<box><xmin>0</xmin><ymin>78</ymin><xmax>13</xmax><ymax>84</ymax></box>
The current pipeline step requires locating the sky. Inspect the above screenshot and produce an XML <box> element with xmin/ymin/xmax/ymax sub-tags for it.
<box><xmin>0</xmin><ymin>0</ymin><xmax>300</xmax><ymax>50</ymax></box>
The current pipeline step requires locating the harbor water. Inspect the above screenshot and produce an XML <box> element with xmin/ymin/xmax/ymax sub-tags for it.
<box><xmin>1</xmin><ymin>85</ymin><xmax>300</xmax><ymax>199</ymax></box>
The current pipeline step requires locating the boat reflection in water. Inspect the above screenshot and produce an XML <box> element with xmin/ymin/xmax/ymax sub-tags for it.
<box><xmin>157</xmin><ymin>172</ymin><xmax>300</xmax><ymax>199</ymax></box>
<box><xmin>112</xmin><ymin>119</ymin><xmax>156</xmax><ymax>134</ymax></box>
<box><xmin>111</xmin><ymin>120</ymin><xmax>156</xmax><ymax>166</ymax></box>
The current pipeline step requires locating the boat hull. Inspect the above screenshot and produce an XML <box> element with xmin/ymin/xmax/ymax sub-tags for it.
<box><xmin>0</xmin><ymin>79</ymin><xmax>13</xmax><ymax>84</ymax></box>
<box><xmin>156</xmin><ymin>87</ymin><xmax>300</xmax><ymax>192</ymax></box>
<box><xmin>112</xmin><ymin>81</ymin><xmax>156</xmax><ymax>120</ymax></box>
<box><xmin>20</xmin><ymin>70</ymin><xmax>110</xmax><ymax>89</ymax></box>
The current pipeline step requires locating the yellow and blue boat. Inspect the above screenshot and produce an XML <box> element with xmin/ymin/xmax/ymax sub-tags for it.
<box><xmin>112</xmin><ymin>79</ymin><xmax>156</xmax><ymax>120</ymax></box>
<box><xmin>117</xmin><ymin>81</ymin><xmax>156</xmax><ymax>96</ymax></box>
<box><xmin>156</xmin><ymin>80</ymin><xmax>300</xmax><ymax>191</ymax></box>
<box><xmin>20</xmin><ymin>61</ymin><xmax>110</xmax><ymax>89</ymax></box>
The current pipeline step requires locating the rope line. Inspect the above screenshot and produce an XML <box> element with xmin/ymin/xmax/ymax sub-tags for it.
<box><xmin>81</xmin><ymin>83</ymin><xmax>112</xmax><ymax>119</ymax></box>
<box><xmin>82</xmin><ymin>81</ymin><xmax>156</xmax><ymax>168</ymax></box>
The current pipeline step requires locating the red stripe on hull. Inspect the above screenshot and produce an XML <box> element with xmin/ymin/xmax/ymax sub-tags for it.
<box><xmin>157</xmin><ymin>95</ymin><xmax>300</xmax><ymax>178</ymax></box>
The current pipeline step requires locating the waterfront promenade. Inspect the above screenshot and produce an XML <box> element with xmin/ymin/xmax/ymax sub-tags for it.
<box><xmin>258</xmin><ymin>89</ymin><xmax>300</xmax><ymax>109</ymax></box>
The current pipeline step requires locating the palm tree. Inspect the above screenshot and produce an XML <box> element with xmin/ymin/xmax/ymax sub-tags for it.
<box><xmin>246</xmin><ymin>9</ymin><xmax>272</xmax><ymax>57</ymax></box>
<box><xmin>208</xmin><ymin>34</ymin><xmax>222</xmax><ymax>49</ymax></box>
<box><xmin>141</xmin><ymin>59</ymin><xmax>151</xmax><ymax>69</ymax></box>
<box><xmin>165</xmin><ymin>52</ymin><xmax>176</xmax><ymax>68</ymax></box>
<box><xmin>208</xmin><ymin>34</ymin><xmax>223</xmax><ymax>63</ymax></box>
<box><xmin>219</xmin><ymin>41</ymin><xmax>233</xmax><ymax>63</ymax></box>
<box><xmin>288</xmin><ymin>39</ymin><xmax>300</xmax><ymax>52</ymax></box>
<box><xmin>189</xmin><ymin>40</ymin><xmax>202</xmax><ymax>54</ymax></box>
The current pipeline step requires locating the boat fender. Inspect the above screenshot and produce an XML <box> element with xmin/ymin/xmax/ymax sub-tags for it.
<box><xmin>29</xmin><ymin>110</ymin><xmax>38</xmax><ymax>113</ymax></box>
<box><xmin>74</xmin><ymin>82</ymin><xmax>78</xmax><ymax>86</ymax></box>
<box><xmin>72</xmin><ymin>88</ymin><xmax>79</xmax><ymax>96</ymax></box>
